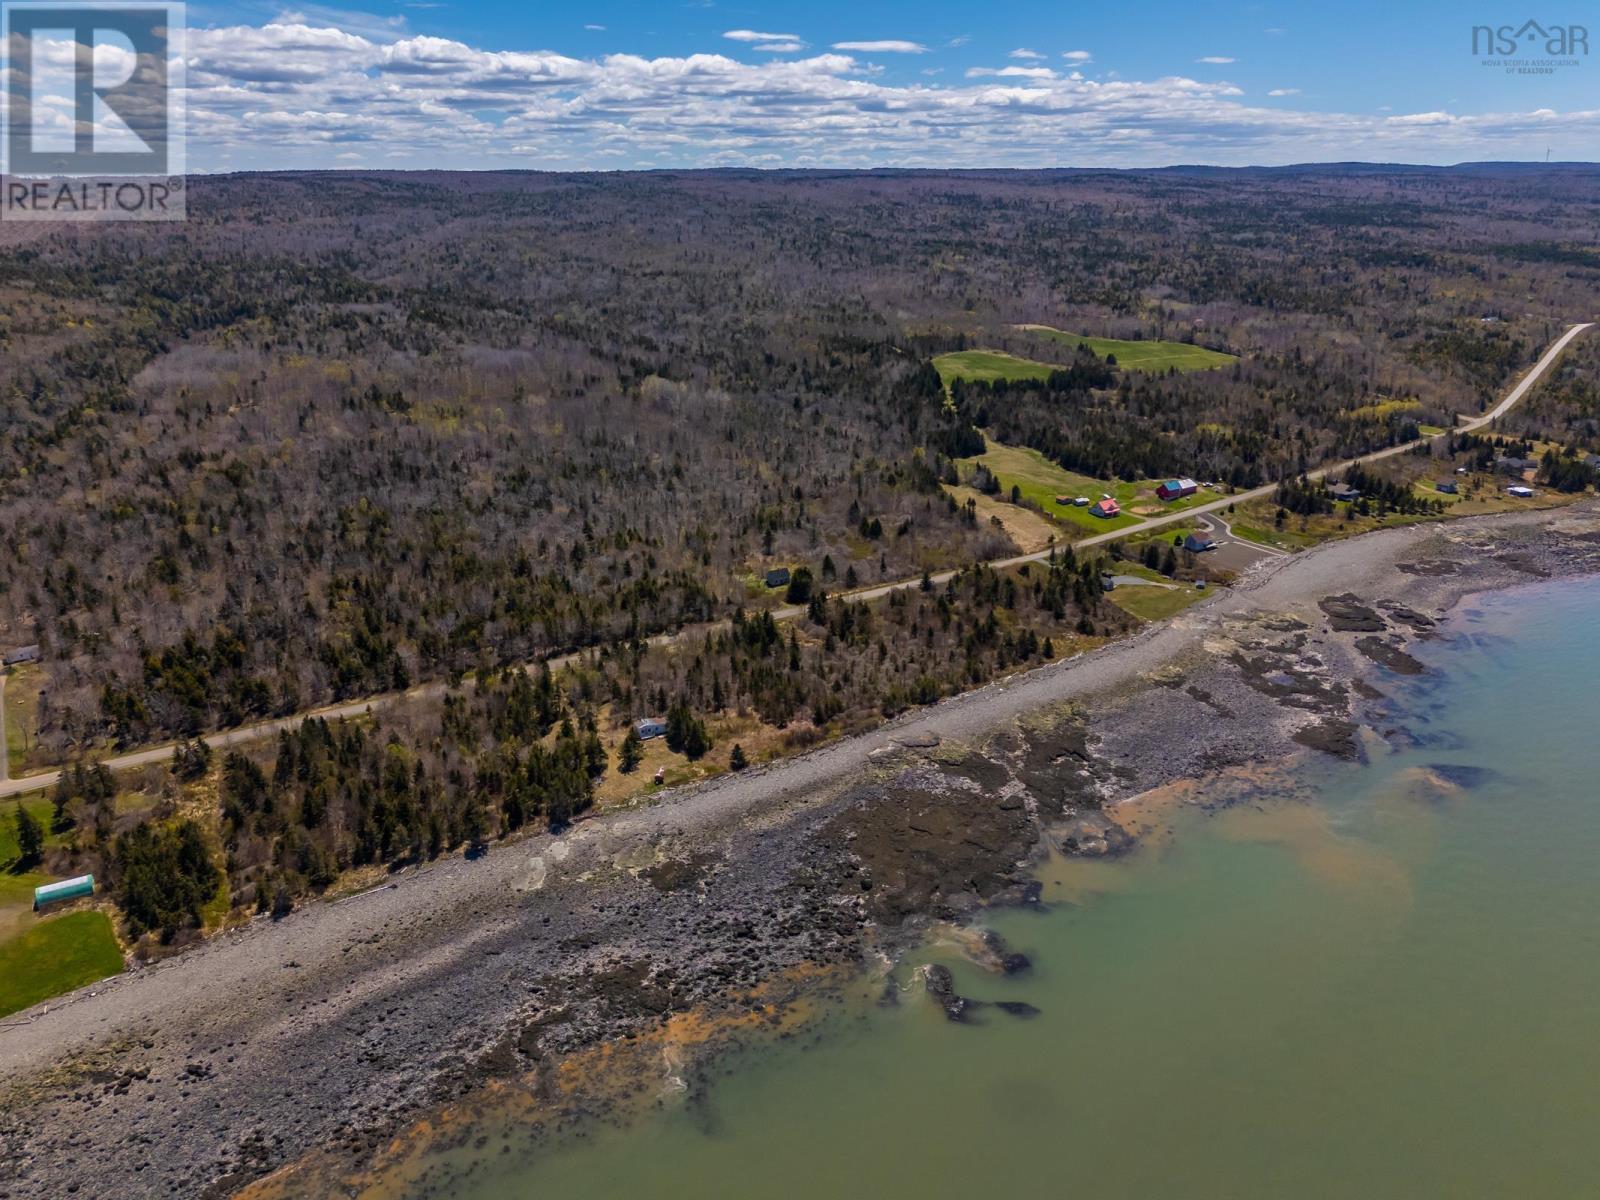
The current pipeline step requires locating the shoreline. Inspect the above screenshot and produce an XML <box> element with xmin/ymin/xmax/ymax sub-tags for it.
<box><xmin>5</xmin><ymin>500</ymin><xmax>1600</xmax><ymax>1198</ymax></box>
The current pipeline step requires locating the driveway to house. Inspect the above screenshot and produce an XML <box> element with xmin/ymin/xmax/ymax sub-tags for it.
<box><xmin>0</xmin><ymin>322</ymin><xmax>1590</xmax><ymax>802</ymax></box>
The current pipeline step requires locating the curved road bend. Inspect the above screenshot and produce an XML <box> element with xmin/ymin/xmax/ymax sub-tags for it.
<box><xmin>0</xmin><ymin>321</ymin><xmax>1591</xmax><ymax>803</ymax></box>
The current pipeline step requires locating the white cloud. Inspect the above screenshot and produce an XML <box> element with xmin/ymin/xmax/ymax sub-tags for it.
<box><xmin>1196</xmin><ymin>56</ymin><xmax>1235</xmax><ymax>64</ymax></box>
<box><xmin>832</xmin><ymin>40</ymin><xmax>928</xmax><ymax>54</ymax></box>
<box><xmin>947</xmin><ymin>35</ymin><xmax>970</xmax><ymax>47</ymax></box>
<box><xmin>966</xmin><ymin>65</ymin><xmax>1056</xmax><ymax>79</ymax></box>
<box><xmin>754</xmin><ymin>41</ymin><xmax>806</xmax><ymax>53</ymax></box>
<box><xmin>1009</xmin><ymin>48</ymin><xmax>1044</xmax><ymax>60</ymax></box>
<box><xmin>584</xmin><ymin>24</ymin><xmax>605</xmax><ymax>31</ymax></box>
<box><xmin>723</xmin><ymin>29</ymin><xmax>801</xmax><ymax>43</ymax></box>
<box><xmin>1268</xmin><ymin>88</ymin><xmax>1300</xmax><ymax>97</ymax></box>
<box><xmin>1062</xmin><ymin>50</ymin><xmax>1093</xmax><ymax>63</ymax></box>
<box><xmin>164</xmin><ymin>20</ymin><xmax>1600</xmax><ymax>173</ymax></box>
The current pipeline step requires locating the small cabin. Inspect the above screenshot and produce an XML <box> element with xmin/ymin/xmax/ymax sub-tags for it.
<box><xmin>764</xmin><ymin>567</ymin><xmax>790</xmax><ymax>589</ymax></box>
<box><xmin>1495</xmin><ymin>456</ymin><xmax>1537</xmax><ymax>477</ymax></box>
<box><xmin>34</xmin><ymin>875</ymin><xmax>94</xmax><ymax>912</ymax></box>
<box><xmin>1089</xmin><ymin>498</ymin><xmax>1120</xmax><ymax>519</ymax></box>
<box><xmin>1054</xmin><ymin>495</ymin><xmax>1072</xmax><ymax>506</ymax></box>
<box><xmin>1434</xmin><ymin>479</ymin><xmax>1458</xmax><ymax>495</ymax></box>
<box><xmin>1183</xmin><ymin>531</ymin><xmax>1216</xmax><ymax>553</ymax></box>
<box><xmin>1506</xmin><ymin>485</ymin><xmax>1535</xmax><ymax>499</ymax></box>
<box><xmin>635</xmin><ymin>717</ymin><xmax>668</xmax><ymax>740</ymax></box>
<box><xmin>3</xmin><ymin>644</ymin><xmax>40</xmax><ymax>666</ymax></box>
<box><xmin>1156</xmin><ymin>478</ymin><xmax>1199</xmax><ymax>502</ymax></box>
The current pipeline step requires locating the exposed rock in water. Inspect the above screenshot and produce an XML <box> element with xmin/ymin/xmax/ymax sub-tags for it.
<box><xmin>1381</xmin><ymin>603</ymin><xmax>1437</xmax><ymax>631</ymax></box>
<box><xmin>1318</xmin><ymin>594</ymin><xmax>1386</xmax><ymax>632</ymax></box>
<box><xmin>923</xmin><ymin>964</ymin><xmax>978</xmax><ymax>1023</ymax></box>
<box><xmin>1355</xmin><ymin>637</ymin><xmax>1426</xmax><ymax>676</ymax></box>
<box><xmin>1425</xmin><ymin>763</ymin><xmax>1500</xmax><ymax>790</ymax></box>
<box><xmin>994</xmin><ymin>1001</ymin><xmax>1041</xmax><ymax>1019</ymax></box>
<box><xmin>1292</xmin><ymin>718</ymin><xmax>1363</xmax><ymax>761</ymax></box>
<box><xmin>1052</xmin><ymin>811</ymin><xmax>1135</xmax><ymax>858</ymax></box>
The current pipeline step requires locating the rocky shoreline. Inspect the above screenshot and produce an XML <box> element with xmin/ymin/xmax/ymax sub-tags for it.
<box><xmin>4</xmin><ymin>503</ymin><xmax>1600</xmax><ymax>1199</ymax></box>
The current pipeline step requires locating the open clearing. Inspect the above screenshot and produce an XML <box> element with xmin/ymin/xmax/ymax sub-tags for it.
<box><xmin>932</xmin><ymin>349</ymin><xmax>1059</xmax><ymax>388</ymax></box>
<box><xmin>0</xmin><ymin>910</ymin><xmax>123</xmax><ymax>1017</ymax></box>
<box><xmin>957</xmin><ymin>439</ymin><xmax>1214</xmax><ymax>536</ymax></box>
<box><xmin>1016</xmin><ymin>324</ymin><xmax>1238</xmax><ymax>372</ymax></box>
<box><xmin>1110</xmin><ymin>584</ymin><xmax>1209</xmax><ymax>622</ymax></box>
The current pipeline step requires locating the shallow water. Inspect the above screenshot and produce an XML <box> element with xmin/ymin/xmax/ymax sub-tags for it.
<box><xmin>447</xmin><ymin>575</ymin><xmax>1600</xmax><ymax>1199</ymax></box>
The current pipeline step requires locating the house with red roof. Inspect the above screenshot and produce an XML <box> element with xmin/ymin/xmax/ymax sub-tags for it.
<box><xmin>1090</xmin><ymin>497</ymin><xmax>1120</xmax><ymax>519</ymax></box>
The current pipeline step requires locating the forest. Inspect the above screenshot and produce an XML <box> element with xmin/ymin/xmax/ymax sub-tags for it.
<box><xmin>2</xmin><ymin>166</ymin><xmax>1598</xmax><ymax>762</ymax></box>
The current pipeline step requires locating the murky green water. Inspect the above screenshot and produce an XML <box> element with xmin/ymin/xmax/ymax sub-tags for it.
<box><xmin>453</xmin><ymin>576</ymin><xmax>1600</xmax><ymax>1199</ymax></box>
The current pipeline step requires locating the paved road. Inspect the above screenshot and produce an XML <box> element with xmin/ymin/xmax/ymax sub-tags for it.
<box><xmin>0</xmin><ymin>321</ymin><xmax>1590</xmax><ymax>802</ymax></box>
<box><xmin>1203</xmin><ymin>512</ymin><xmax>1291</xmax><ymax>559</ymax></box>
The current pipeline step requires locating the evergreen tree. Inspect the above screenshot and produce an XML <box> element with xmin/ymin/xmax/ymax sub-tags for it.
<box><xmin>729</xmin><ymin>743</ymin><xmax>748</xmax><ymax>771</ymax></box>
<box><xmin>13</xmin><ymin>801</ymin><xmax>44</xmax><ymax>868</ymax></box>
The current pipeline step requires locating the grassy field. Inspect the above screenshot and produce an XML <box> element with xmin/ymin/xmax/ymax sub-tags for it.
<box><xmin>956</xmin><ymin>439</ymin><xmax>1214</xmax><ymax>536</ymax></box>
<box><xmin>0</xmin><ymin>910</ymin><xmax>123</xmax><ymax>1016</ymax></box>
<box><xmin>944</xmin><ymin>484</ymin><xmax>1060</xmax><ymax>553</ymax></box>
<box><xmin>1109</xmin><ymin>584</ymin><xmax>1208</xmax><ymax>621</ymax></box>
<box><xmin>1016</xmin><ymin>325</ymin><xmax>1237</xmax><ymax>373</ymax></box>
<box><xmin>3</xmin><ymin>664</ymin><xmax>46</xmax><ymax>776</ymax></box>
<box><xmin>932</xmin><ymin>349</ymin><xmax>1059</xmax><ymax>389</ymax></box>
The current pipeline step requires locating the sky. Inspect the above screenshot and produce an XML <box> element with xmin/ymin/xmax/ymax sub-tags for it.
<box><xmin>43</xmin><ymin>0</ymin><xmax>1600</xmax><ymax>170</ymax></box>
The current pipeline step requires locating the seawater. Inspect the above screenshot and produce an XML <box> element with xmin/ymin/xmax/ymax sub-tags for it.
<box><xmin>450</xmin><ymin>575</ymin><xmax>1600</xmax><ymax>1199</ymax></box>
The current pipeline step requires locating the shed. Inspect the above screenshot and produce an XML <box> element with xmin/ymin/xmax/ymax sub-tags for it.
<box><xmin>764</xmin><ymin>567</ymin><xmax>790</xmax><ymax>589</ymax></box>
<box><xmin>1156</xmin><ymin>478</ymin><xmax>1199</xmax><ymax>502</ymax></box>
<box><xmin>4</xmin><ymin>644</ymin><xmax>40</xmax><ymax>666</ymax></box>
<box><xmin>1089</xmin><ymin>498</ymin><xmax>1120</xmax><ymax>519</ymax></box>
<box><xmin>1506</xmin><ymin>485</ymin><xmax>1535</xmax><ymax>499</ymax></box>
<box><xmin>1434</xmin><ymin>479</ymin><xmax>1458</xmax><ymax>495</ymax></box>
<box><xmin>34</xmin><ymin>875</ymin><xmax>94</xmax><ymax>911</ymax></box>
<box><xmin>1183</xmin><ymin>531</ymin><xmax>1216</xmax><ymax>553</ymax></box>
<box><xmin>635</xmin><ymin>717</ymin><xmax>668</xmax><ymax>740</ymax></box>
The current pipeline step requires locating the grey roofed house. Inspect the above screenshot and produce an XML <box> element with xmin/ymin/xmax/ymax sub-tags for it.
<box><xmin>1495</xmin><ymin>456</ymin><xmax>1538</xmax><ymax>475</ymax></box>
<box><xmin>1183</xmin><ymin>530</ymin><xmax>1216</xmax><ymax>552</ymax></box>
<box><xmin>635</xmin><ymin>717</ymin><xmax>668</xmax><ymax>740</ymax></box>
<box><xmin>764</xmin><ymin>567</ymin><xmax>790</xmax><ymax>588</ymax></box>
<box><xmin>1434</xmin><ymin>479</ymin><xmax>1458</xmax><ymax>494</ymax></box>
<box><xmin>1327</xmin><ymin>483</ymin><xmax>1361</xmax><ymax>502</ymax></box>
<box><xmin>3</xmin><ymin>644</ymin><xmax>40</xmax><ymax>666</ymax></box>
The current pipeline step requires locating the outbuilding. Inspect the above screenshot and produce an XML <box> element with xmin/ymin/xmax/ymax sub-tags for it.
<box><xmin>34</xmin><ymin>875</ymin><xmax>94</xmax><ymax>911</ymax></box>
<box><xmin>1089</xmin><ymin>498</ymin><xmax>1121</xmax><ymax>519</ymax></box>
<box><xmin>764</xmin><ymin>567</ymin><xmax>790</xmax><ymax>589</ymax></box>
<box><xmin>1506</xmin><ymin>485</ymin><xmax>1535</xmax><ymax>499</ymax></box>
<box><xmin>1156</xmin><ymin>478</ymin><xmax>1199</xmax><ymax>501</ymax></box>
<box><xmin>635</xmin><ymin>717</ymin><xmax>668</xmax><ymax>740</ymax></box>
<box><xmin>1183</xmin><ymin>531</ymin><xmax>1217</xmax><ymax>553</ymax></box>
<box><xmin>1434</xmin><ymin>479</ymin><xmax>1458</xmax><ymax>495</ymax></box>
<box><xmin>4</xmin><ymin>644</ymin><xmax>40</xmax><ymax>666</ymax></box>
<box><xmin>1327</xmin><ymin>483</ymin><xmax>1361</xmax><ymax>503</ymax></box>
<box><xmin>1496</xmin><ymin>456</ymin><xmax>1537</xmax><ymax>477</ymax></box>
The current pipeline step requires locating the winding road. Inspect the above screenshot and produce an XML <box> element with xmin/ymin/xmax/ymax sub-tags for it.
<box><xmin>0</xmin><ymin>321</ymin><xmax>1591</xmax><ymax>802</ymax></box>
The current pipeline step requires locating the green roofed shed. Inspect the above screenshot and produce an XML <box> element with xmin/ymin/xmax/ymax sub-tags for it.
<box><xmin>34</xmin><ymin>875</ymin><xmax>95</xmax><ymax>911</ymax></box>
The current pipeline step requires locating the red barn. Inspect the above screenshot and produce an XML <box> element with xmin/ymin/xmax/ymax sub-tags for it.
<box><xmin>1156</xmin><ymin>477</ymin><xmax>1199</xmax><ymax>501</ymax></box>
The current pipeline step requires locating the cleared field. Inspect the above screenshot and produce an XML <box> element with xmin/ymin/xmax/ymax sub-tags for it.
<box><xmin>957</xmin><ymin>440</ymin><xmax>1213</xmax><ymax>536</ymax></box>
<box><xmin>1110</xmin><ymin>584</ymin><xmax>1208</xmax><ymax>622</ymax></box>
<box><xmin>932</xmin><ymin>350</ymin><xmax>1059</xmax><ymax>388</ymax></box>
<box><xmin>4</xmin><ymin>664</ymin><xmax>46</xmax><ymax>776</ymax></box>
<box><xmin>0</xmin><ymin>910</ymin><xmax>123</xmax><ymax>1017</ymax></box>
<box><xmin>944</xmin><ymin>484</ymin><xmax>1060</xmax><ymax>553</ymax></box>
<box><xmin>1016</xmin><ymin>324</ymin><xmax>1237</xmax><ymax>372</ymax></box>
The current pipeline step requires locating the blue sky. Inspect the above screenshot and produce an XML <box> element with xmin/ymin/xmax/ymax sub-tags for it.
<box><xmin>171</xmin><ymin>0</ymin><xmax>1599</xmax><ymax>170</ymax></box>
